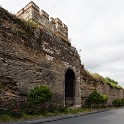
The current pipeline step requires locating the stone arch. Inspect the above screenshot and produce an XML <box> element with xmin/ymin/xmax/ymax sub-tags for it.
<box><xmin>65</xmin><ymin>69</ymin><xmax>75</xmax><ymax>106</ymax></box>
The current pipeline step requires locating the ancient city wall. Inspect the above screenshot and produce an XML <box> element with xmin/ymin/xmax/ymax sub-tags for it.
<box><xmin>80</xmin><ymin>65</ymin><xmax>124</xmax><ymax>105</ymax></box>
<box><xmin>0</xmin><ymin>3</ymin><xmax>124</xmax><ymax>107</ymax></box>
<box><xmin>0</xmin><ymin>7</ymin><xmax>81</xmax><ymax>107</ymax></box>
<box><xmin>16</xmin><ymin>1</ymin><xmax>68</xmax><ymax>43</ymax></box>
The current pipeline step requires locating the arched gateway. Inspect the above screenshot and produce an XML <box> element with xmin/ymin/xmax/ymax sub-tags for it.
<box><xmin>65</xmin><ymin>69</ymin><xmax>75</xmax><ymax>106</ymax></box>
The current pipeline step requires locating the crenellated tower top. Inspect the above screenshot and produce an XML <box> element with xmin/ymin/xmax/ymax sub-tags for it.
<box><xmin>16</xmin><ymin>1</ymin><xmax>69</xmax><ymax>44</ymax></box>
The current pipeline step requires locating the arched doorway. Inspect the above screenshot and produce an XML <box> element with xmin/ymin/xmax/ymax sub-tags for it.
<box><xmin>65</xmin><ymin>69</ymin><xmax>75</xmax><ymax>106</ymax></box>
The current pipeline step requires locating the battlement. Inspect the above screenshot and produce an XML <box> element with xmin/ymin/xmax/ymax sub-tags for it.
<box><xmin>16</xmin><ymin>1</ymin><xmax>69</xmax><ymax>43</ymax></box>
<box><xmin>17</xmin><ymin>1</ymin><xmax>40</xmax><ymax>16</ymax></box>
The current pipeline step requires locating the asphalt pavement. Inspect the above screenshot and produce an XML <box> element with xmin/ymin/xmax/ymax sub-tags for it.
<box><xmin>41</xmin><ymin>108</ymin><xmax>124</xmax><ymax>124</ymax></box>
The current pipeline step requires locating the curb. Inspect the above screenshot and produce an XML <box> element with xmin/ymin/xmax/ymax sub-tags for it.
<box><xmin>0</xmin><ymin>109</ymin><xmax>110</xmax><ymax>124</ymax></box>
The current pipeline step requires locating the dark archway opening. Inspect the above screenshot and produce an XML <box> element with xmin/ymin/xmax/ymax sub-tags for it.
<box><xmin>65</xmin><ymin>69</ymin><xmax>75</xmax><ymax>106</ymax></box>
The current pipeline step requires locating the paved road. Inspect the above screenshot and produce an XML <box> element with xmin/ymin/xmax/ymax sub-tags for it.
<box><xmin>42</xmin><ymin>108</ymin><xmax>124</xmax><ymax>124</ymax></box>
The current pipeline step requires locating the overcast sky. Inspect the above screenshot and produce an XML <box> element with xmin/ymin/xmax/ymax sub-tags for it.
<box><xmin>0</xmin><ymin>0</ymin><xmax>124</xmax><ymax>87</ymax></box>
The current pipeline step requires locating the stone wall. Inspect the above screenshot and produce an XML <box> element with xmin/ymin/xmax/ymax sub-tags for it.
<box><xmin>0</xmin><ymin>7</ymin><xmax>81</xmax><ymax>107</ymax></box>
<box><xmin>16</xmin><ymin>1</ymin><xmax>68</xmax><ymax>42</ymax></box>
<box><xmin>0</xmin><ymin>6</ymin><xmax>124</xmax><ymax>107</ymax></box>
<box><xmin>80</xmin><ymin>65</ymin><xmax>124</xmax><ymax>105</ymax></box>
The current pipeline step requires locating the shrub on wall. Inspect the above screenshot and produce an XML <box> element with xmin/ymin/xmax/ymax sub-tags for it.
<box><xmin>86</xmin><ymin>91</ymin><xmax>109</xmax><ymax>107</ymax></box>
<box><xmin>28</xmin><ymin>85</ymin><xmax>52</xmax><ymax>105</ymax></box>
<box><xmin>101</xmin><ymin>95</ymin><xmax>109</xmax><ymax>105</ymax></box>
<box><xmin>104</xmin><ymin>77</ymin><xmax>122</xmax><ymax>89</ymax></box>
<box><xmin>27</xmin><ymin>85</ymin><xmax>53</xmax><ymax>114</ymax></box>
<box><xmin>112</xmin><ymin>99</ymin><xmax>124</xmax><ymax>107</ymax></box>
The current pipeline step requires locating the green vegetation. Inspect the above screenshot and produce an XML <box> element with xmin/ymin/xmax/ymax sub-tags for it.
<box><xmin>104</xmin><ymin>77</ymin><xmax>122</xmax><ymax>89</ymax></box>
<box><xmin>28</xmin><ymin>85</ymin><xmax>52</xmax><ymax>105</ymax></box>
<box><xmin>86</xmin><ymin>91</ymin><xmax>108</xmax><ymax>107</ymax></box>
<box><xmin>87</xmin><ymin>71</ymin><xmax>123</xmax><ymax>89</ymax></box>
<box><xmin>0</xmin><ymin>85</ymin><xmax>53</xmax><ymax>119</ymax></box>
<box><xmin>27</xmin><ymin>19</ymin><xmax>39</xmax><ymax>28</ymax></box>
<box><xmin>0</xmin><ymin>106</ymin><xmax>110</xmax><ymax>122</ymax></box>
<box><xmin>92</xmin><ymin>73</ymin><xmax>104</xmax><ymax>81</ymax></box>
<box><xmin>105</xmin><ymin>77</ymin><xmax>118</xmax><ymax>84</ymax></box>
<box><xmin>112</xmin><ymin>99</ymin><xmax>124</xmax><ymax>107</ymax></box>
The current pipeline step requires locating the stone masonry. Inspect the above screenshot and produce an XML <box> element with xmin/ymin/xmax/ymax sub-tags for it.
<box><xmin>80</xmin><ymin>65</ymin><xmax>124</xmax><ymax>106</ymax></box>
<box><xmin>17</xmin><ymin>1</ymin><xmax>68</xmax><ymax>44</ymax></box>
<box><xmin>0</xmin><ymin>1</ymin><xmax>124</xmax><ymax>107</ymax></box>
<box><xmin>0</xmin><ymin>3</ymin><xmax>81</xmax><ymax>107</ymax></box>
